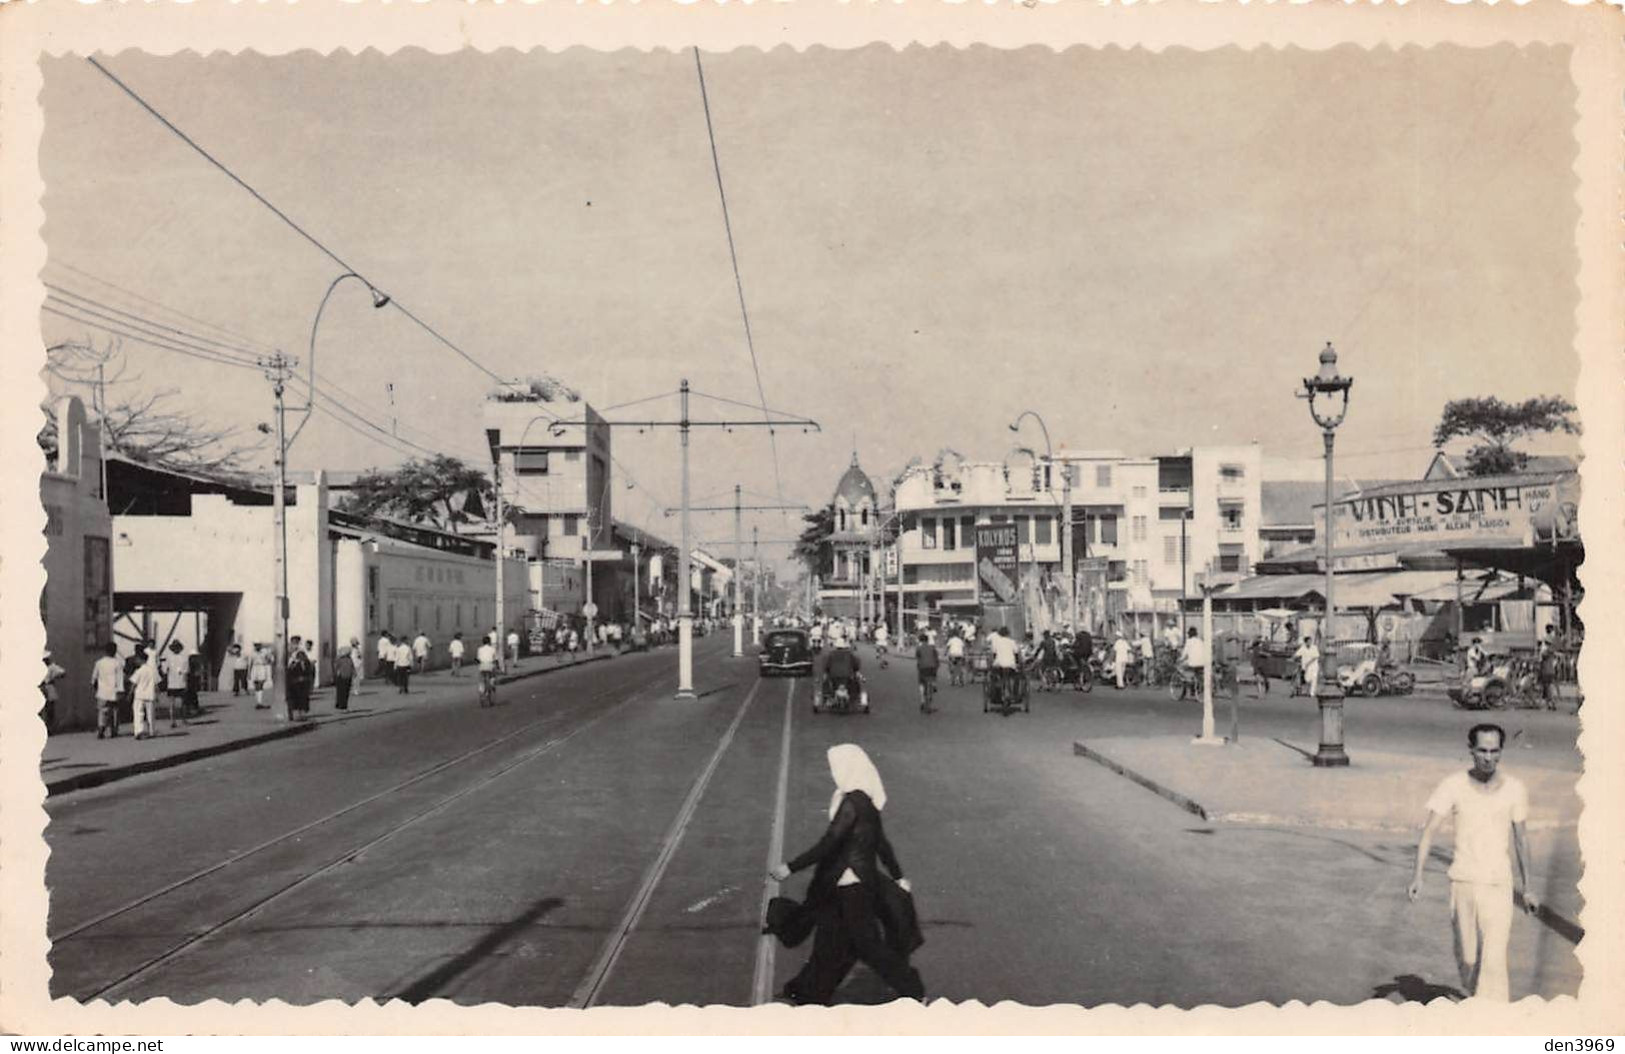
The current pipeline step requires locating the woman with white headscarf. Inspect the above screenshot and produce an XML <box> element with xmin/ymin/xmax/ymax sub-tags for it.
<box><xmin>770</xmin><ymin>744</ymin><xmax>924</xmax><ymax>1004</ymax></box>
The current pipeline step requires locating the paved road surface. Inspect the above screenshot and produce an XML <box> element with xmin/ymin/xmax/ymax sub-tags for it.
<box><xmin>46</xmin><ymin>637</ymin><xmax>1579</xmax><ymax>1007</ymax></box>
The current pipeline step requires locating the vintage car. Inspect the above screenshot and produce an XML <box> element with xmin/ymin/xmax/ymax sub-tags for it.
<box><xmin>758</xmin><ymin>627</ymin><xmax>814</xmax><ymax>678</ymax></box>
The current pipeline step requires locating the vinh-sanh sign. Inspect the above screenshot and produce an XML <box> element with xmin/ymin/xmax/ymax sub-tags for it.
<box><xmin>1314</xmin><ymin>473</ymin><xmax>1580</xmax><ymax>553</ymax></box>
<box><xmin>975</xmin><ymin>523</ymin><xmax>1021</xmax><ymax>603</ymax></box>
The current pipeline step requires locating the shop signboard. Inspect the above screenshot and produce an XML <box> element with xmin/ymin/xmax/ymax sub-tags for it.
<box><xmin>1314</xmin><ymin>475</ymin><xmax>1578</xmax><ymax>552</ymax></box>
<box><xmin>975</xmin><ymin>523</ymin><xmax>1021</xmax><ymax>604</ymax></box>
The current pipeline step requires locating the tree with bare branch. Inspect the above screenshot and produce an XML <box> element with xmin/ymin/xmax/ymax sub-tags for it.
<box><xmin>39</xmin><ymin>340</ymin><xmax>266</xmax><ymax>481</ymax></box>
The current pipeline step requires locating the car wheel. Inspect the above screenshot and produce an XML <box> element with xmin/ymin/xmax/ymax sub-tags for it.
<box><xmin>1361</xmin><ymin>673</ymin><xmax>1381</xmax><ymax>697</ymax></box>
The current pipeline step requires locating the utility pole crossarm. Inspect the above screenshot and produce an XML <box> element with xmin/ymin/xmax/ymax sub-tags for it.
<box><xmin>668</xmin><ymin>503</ymin><xmax>807</xmax><ymax>515</ymax></box>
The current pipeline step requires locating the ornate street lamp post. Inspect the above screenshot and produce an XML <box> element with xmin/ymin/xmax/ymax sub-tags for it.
<box><xmin>1010</xmin><ymin>411</ymin><xmax>1073</xmax><ymax>633</ymax></box>
<box><xmin>1301</xmin><ymin>342</ymin><xmax>1354</xmax><ymax>767</ymax></box>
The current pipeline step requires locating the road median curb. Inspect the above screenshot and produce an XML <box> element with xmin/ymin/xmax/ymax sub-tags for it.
<box><xmin>1072</xmin><ymin>740</ymin><xmax>1211</xmax><ymax>821</ymax></box>
<box><xmin>45</xmin><ymin>722</ymin><xmax>318</xmax><ymax>797</ymax></box>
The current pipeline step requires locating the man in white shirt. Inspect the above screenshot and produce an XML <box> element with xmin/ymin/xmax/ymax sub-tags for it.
<box><xmin>448</xmin><ymin>632</ymin><xmax>466</xmax><ymax>676</ymax></box>
<box><xmin>92</xmin><ymin>643</ymin><xmax>124</xmax><ymax>739</ymax></box>
<box><xmin>1180</xmin><ymin>628</ymin><xmax>1208</xmax><ymax>672</ymax></box>
<box><xmin>1464</xmin><ymin>637</ymin><xmax>1488</xmax><ymax>676</ymax></box>
<box><xmin>1179</xmin><ymin>628</ymin><xmax>1208</xmax><ymax>696</ymax></box>
<box><xmin>161</xmin><ymin>640</ymin><xmax>189</xmax><ymax>728</ymax></box>
<box><xmin>1292</xmin><ymin>636</ymin><xmax>1320</xmax><ymax>697</ymax></box>
<box><xmin>476</xmin><ymin>635</ymin><xmax>498</xmax><ymax>706</ymax></box>
<box><xmin>989</xmin><ymin>627</ymin><xmax>1020</xmax><ymax>668</ymax></box>
<box><xmin>130</xmin><ymin>650</ymin><xmax>161</xmax><ymax>740</ymax></box>
<box><xmin>40</xmin><ymin>652</ymin><xmax>67</xmax><ymax>733</ymax></box>
<box><xmin>1162</xmin><ymin>620</ymin><xmax>1183</xmax><ymax>653</ymax></box>
<box><xmin>507</xmin><ymin>629</ymin><xmax>522</xmax><ymax>666</ymax></box>
<box><xmin>393</xmin><ymin>638</ymin><xmax>414</xmax><ymax>694</ymax></box>
<box><xmin>1112</xmin><ymin>633</ymin><xmax>1132</xmax><ymax>690</ymax></box>
<box><xmin>946</xmin><ymin>632</ymin><xmax>967</xmax><ymax>685</ymax></box>
<box><xmin>413</xmin><ymin>631</ymin><xmax>431</xmax><ymax>673</ymax></box>
<box><xmin>377</xmin><ymin>632</ymin><xmax>395</xmax><ymax>683</ymax></box>
<box><xmin>1409</xmin><ymin>723</ymin><xmax>1540</xmax><ymax>1001</ymax></box>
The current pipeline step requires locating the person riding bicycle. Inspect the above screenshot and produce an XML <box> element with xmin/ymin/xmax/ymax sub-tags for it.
<box><xmin>1035</xmin><ymin>630</ymin><xmax>1061</xmax><ymax>683</ymax></box>
<box><xmin>1136</xmin><ymin>631</ymin><xmax>1155</xmax><ymax>682</ymax></box>
<box><xmin>1464</xmin><ymin>637</ymin><xmax>1489</xmax><ymax>677</ymax></box>
<box><xmin>1178</xmin><ymin>627</ymin><xmax>1208</xmax><ymax>696</ymax></box>
<box><xmin>874</xmin><ymin>621</ymin><xmax>890</xmax><ymax>664</ymax></box>
<box><xmin>1071</xmin><ymin>627</ymin><xmax>1094</xmax><ymax>675</ymax></box>
<box><xmin>476</xmin><ymin>634</ymin><xmax>498</xmax><ymax>706</ymax></box>
<box><xmin>946</xmin><ymin>632</ymin><xmax>967</xmax><ymax>685</ymax></box>
<box><xmin>989</xmin><ymin>627</ymin><xmax>1021</xmax><ymax>703</ymax></box>
<box><xmin>915</xmin><ymin>636</ymin><xmax>940</xmax><ymax>713</ymax></box>
<box><xmin>824</xmin><ymin>637</ymin><xmax>863</xmax><ymax>704</ymax></box>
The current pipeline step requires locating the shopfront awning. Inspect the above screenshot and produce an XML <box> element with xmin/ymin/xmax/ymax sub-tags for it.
<box><xmin>1213</xmin><ymin>573</ymin><xmax>1325</xmax><ymax>603</ymax></box>
<box><xmin>1409</xmin><ymin>573</ymin><xmax>1531</xmax><ymax>604</ymax></box>
<box><xmin>1332</xmin><ymin>570</ymin><xmax>1459</xmax><ymax>609</ymax></box>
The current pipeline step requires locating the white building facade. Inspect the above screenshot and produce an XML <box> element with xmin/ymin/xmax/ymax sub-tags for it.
<box><xmin>891</xmin><ymin>444</ymin><xmax>1263</xmax><ymax>633</ymax></box>
<box><xmin>111</xmin><ymin>467</ymin><xmax>527</xmax><ymax>687</ymax></box>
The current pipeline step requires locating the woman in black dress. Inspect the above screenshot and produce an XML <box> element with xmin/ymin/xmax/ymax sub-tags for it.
<box><xmin>771</xmin><ymin>743</ymin><xmax>924</xmax><ymax>1005</ymax></box>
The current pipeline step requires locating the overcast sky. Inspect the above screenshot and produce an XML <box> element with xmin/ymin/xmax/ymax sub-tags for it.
<box><xmin>40</xmin><ymin>44</ymin><xmax>1580</xmax><ymax>570</ymax></box>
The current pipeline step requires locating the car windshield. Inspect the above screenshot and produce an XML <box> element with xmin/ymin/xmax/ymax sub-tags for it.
<box><xmin>765</xmin><ymin>632</ymin><xmax>804</xmax><ymax>648</ymax></box>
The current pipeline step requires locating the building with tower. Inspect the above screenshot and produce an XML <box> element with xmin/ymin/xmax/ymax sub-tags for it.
<box><xmin>816</xmin><ymin>453</ymin><xmax>882</xmax><ymax>619</ymax></box>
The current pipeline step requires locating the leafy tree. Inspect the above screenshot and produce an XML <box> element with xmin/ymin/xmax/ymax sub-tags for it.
<box><xmin>1432</xmin><ymin>395</ymin><xmax>1579</xmax><ymax>477</ymax></box>
<box><xmin>793</xmin><ymin>505</ymin><xmax>835</xmax><ymax>578</ymax></box>
<box><xmin>39</xmin><ymin>340</ymin><xmax>264</xmax><ymax>481</ymax></box>
<box><xmin>338</xmin><ymin>454</ymin><xmax>494</xmax><ymax>532</ymax></box>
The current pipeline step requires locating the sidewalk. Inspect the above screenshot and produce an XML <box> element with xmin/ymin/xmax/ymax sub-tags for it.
<box><xmin>1072</xmin><ymin>729</ymin><xmax>1585</xmax><ymax>932</ymax></box>
<box><xmin>40</xmin><ymin>650</ymin><xmax>616</xmax><ymax>797</ymax></box>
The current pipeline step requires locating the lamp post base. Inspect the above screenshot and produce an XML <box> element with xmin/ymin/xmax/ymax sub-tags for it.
<box><xmin>1313</xmin><ymin>688</ymin><xmax>1350</xmax><ymax>767</ymax></box>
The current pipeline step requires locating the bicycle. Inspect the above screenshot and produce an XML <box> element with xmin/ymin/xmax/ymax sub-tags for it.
<box><xmin>478</xmin><ymin>669</ymin><xmax>497</xmax><ymax>708</ymax></box>
<box><xmin>919</xmin><ymin>670</ymin><xmax>938</xmax><ymax>713</ymax></box>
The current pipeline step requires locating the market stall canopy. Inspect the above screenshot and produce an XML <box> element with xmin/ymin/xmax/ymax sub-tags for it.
<box><xmin>1409</xmin><ymin>573</ymin><xmax>1532</xmax><ymax>604</ymax></box>
<box><xmin>1331</xmin><ymin>570</ymin><xmax>1459</xmax><ymax>609</ymax></box>
<box><xmin>1212</xmin><ymin>573</ymin><xmax>1324</xmax><ymax>603</ymax></box>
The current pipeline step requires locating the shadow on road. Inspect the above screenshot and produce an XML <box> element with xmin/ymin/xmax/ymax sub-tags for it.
<box><xmin>1371</xmin><ymin>973</ymin><xmax>1464</xmax><ymax>1003</ymax></box>
<box><xmin>386</xmin><ymin>895</ymin><xmax>565</xmax><ymax>1004</ymax></box>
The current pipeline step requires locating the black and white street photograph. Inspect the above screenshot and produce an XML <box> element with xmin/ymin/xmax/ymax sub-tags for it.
<box><xmin>2</xmin><ymin>3</ymin><xmax>1621</xmax><ymax>1034</ymax></box>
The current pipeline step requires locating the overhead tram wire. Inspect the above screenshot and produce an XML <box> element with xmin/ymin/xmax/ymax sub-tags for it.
<box><xmin>283</xmin><ymin>371</ymin><xmax>488</xmax><ymax>463</ymax></box>
<box><xmin>42</xmin><ymin>302</ymin><xmax>264</xmax><ymax>373</ymax></box>
<box><xmin>45</xmin><ymin>301</ymin><xmax>441</xmax><ymax>467</ymax></box>
<box><xmin>45</xmin><ymin>276</ymin><xmax>484</xmax><ymax>464</ymax></box>
<box><xmin>693</xmin><ymin>48</ymin><xmax>787</xmax><ymax>508</ymax></box>
<box><xmin>85</xmin><ymin>57</ymin><xmax>525</xmax><ymax>394</ymax></box>
<box><xmin>43</xmin><ymin>285</ymin><xmax>272</xmax><ymax>363</ymax></box>
<box><xmin>47</xmin><ymin>262</ymin><xmax>279</xmax><ymax>356</ymax></box>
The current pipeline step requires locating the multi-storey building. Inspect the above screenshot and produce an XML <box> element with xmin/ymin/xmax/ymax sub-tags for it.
<box><xmin>481</xmin><ymin>385</ymin><xmax>618</xmax><ymax>617</ymax></box>
<box><xmin>890</xmin><ymin>444</ymin><xmax>1264</xmax><ymax>633</ymax></box>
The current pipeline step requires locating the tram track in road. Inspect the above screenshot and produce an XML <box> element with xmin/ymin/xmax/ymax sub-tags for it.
<box><xmin>60</xmin><ymin>669</ymin><xmax>670</xmax><ymax>1003</ymax></box>
<box><xmin>751</xmin><ymin>676</ymin><xmax>796</xmax><ymax>1005</ymax></box>
<box><xmin>568</xmin><ymin>675</ymin><xmax>768</xmax><ymax>1008</ymax></box>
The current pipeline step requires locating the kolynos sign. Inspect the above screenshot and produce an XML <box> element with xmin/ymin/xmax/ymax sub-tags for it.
<box><xmin>975</xmin><ymin>523</ymin><xmax>1021</xmax><ymax>603</ymax></box>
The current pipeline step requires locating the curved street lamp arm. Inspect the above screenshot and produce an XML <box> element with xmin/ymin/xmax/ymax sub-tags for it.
<box><xmin>288</xmin><ymin>271</ymin><xmax>390</xmax><ymax>450</ymax></box>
